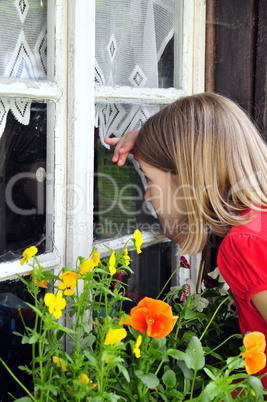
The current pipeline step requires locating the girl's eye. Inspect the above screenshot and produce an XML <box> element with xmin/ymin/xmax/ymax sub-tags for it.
<box><xmin>144</xmin><ymin>175</ymin><xmax>151</xmax><ymax>184</ymax></box>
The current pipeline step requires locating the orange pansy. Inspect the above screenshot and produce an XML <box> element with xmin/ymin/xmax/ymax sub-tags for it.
<box><xmin>243</xmin><ymin>331</ymin><xmax>266</xmax><ymax>375</ymax></box>
<box><xmin>130</xmin><ymin>297</ymin><xmax>178</xmax><ymax>339</ymax></box>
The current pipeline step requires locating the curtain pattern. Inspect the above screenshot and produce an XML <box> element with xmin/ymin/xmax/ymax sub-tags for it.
<box><xmin>0</xmin><ymin>0</ymin><xmax>47</xmax><ymax>138</ymax></box>
<box><xmin>95</xmin><ymin>0</ymin><xmax>174</xmax><ymax>144</ymax></box>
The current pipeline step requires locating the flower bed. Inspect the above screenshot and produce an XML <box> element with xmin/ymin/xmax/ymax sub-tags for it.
<box><xmin>1</xmin><ymin>231</ymin><xmax>266</xmax><ymax>401</ymax></box>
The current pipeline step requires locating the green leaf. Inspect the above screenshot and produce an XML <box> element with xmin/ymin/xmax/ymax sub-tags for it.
<box><xmin>226</xmin><ymin>356</ymin><xmax>244</xmax><ymax>372</ymax></box>
<box><xmin>186</xmin><ymin>336</ymin><xmax>205</xmax><ymax>370</ymax></box>
<box><xmin>14</xmin><ymin>398</ymin><xmax>32</xmax><ymax>402</ymax></box>
<box><xmin>83</xmin><ymin>350</ymin><xmax>98</xmax><ymax>366</ymax></box>
<box><xmin>149</xmin><ymin>337</ymin><xmax>166</xmax><ymax>350</ymax></box>
<box><xmin>162</xmin><ymin>369</ymin><xmax>176</xmax><ymax>388</ymax></box>
<box><xmin>118</xmin><ymin>364</ymin><xmax>130</xmax><ymax>382</ymax></box>
<box><xmin>135</xmin><ymin>371</ymin><xmax>159</xmax><ymax>388</ymax></box>
<box><xmin>248</xmin><ymin>375</ymin><xmax>264</xmax><ymax>398</ymax></box>
<box><xmin>200</xmin><ymin>381</ymin><xmax>221</xmax><ymax>402</ymax></box>
<box><xmin>83</xmin><ymin>335</ymin><xmax>96</xmax><ymax>348</ymax></box>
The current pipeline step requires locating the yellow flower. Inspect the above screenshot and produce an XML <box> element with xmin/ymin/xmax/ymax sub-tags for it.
<box><xmin>134</xmin><ymin>230</ymin><xmax>143</xmax><ymax>254</ymax></box>
<box><xmin>53</xmin><ymin>356</ymin><xmax>66</xmax><ymax>372</ymax></box>
<box><xmin>133</xmin><ymin>335</ymin><xmax>142</xmax><ymax>358</ymax></box>
<box><xmin>79</xmin><ymin>374</ymin><xmax>89</xmax><ymax>384</ymax></box>
<box><xmin>109</xmin><ymin>251</ymin><xmax>116</xmax><ymax>275</ymax></box>
<box><xmin>44</xmin><ymin>291</ymin><xmax>66</xmax><ymax>319</ymax></box>
<box><xmin>20</xmin><ymin>246</ymin><xmax>38</xmax><ymax>266</ymax></box>
<box><xmin>58</xmin><ymin>271</ymin><xmax>80</xmax><ymax>296</ymax></box>
<box><xmin>123</xmin><ymin>248</ymin><xmax>130</xmax><ymax>266</ymax></box>
<box><xmin>80</xmin><ymin>252</ymin><xmax>100</xmax><ymax>275</ymax></box>
<box><xmin>119</xmin><ymin>315</ymin><xmax>131</xmax><ymax>326</ymax></box>
<box><xmin>104</xmin><ymin>328</ymin><xmax>127</xmax><ymax>345</ymax></box>
<box><xmin>243</xmin><ymin>331</ymin><xmax>266</xmax><ymax>375</ymax></box>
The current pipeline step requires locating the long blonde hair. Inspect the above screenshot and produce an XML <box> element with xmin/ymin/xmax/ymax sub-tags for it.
<box><xmin>134</xmin><ymin>92</ymin><xmax>267</xmax><ymax>254</ymax></box>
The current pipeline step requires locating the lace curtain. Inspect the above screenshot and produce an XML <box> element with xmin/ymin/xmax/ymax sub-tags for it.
<box><xmin>0</xmin><ymin>0</ymin><xmax>47</xmax><ymax>138</ymax></box>
<box><xmin>0</xmin><ymin>0</ymin><xmax>174</xmax><ymax>141</ymax></box>
<box><xmin>95</xmin><ymin>0</ymin><xmax>174</xmax><ymax>144</ymax></box>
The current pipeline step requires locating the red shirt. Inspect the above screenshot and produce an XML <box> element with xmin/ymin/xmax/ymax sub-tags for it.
<box><xmin>217</xmin><ymin>207</ymin><xmax>267</xmax><ymax>387</ymax></box>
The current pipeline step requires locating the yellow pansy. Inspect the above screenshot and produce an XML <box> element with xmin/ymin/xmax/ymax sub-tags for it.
<box><xmin>58</xmin><ymin>271</ymin><xmax>80</xmax><ymax>296</ymax></box>
<box><xmin>134</xmin><ymin>230</ymin><xmax>143</xmax><ymax>254</ymax></box>
<box><xmin>44</xmin><ymin>291</ymin><xmax>66</xmax><ymax>319</ymax></box>
<box><xmin>104</xmin><ymin>328</ymin><xmax>127</xmax><ymax>345</ymax></box>
<box><xmin>133</xmin><ymin>335</ymin><xmax>142</xmax><ymax>358</ymax></box>
<box><xmin>53</xmin><ymin>356</ymin><xmax>66</xmax><ymax>372</ymax></box>
<box><xmin>20</xmin><ymin>246</ymin><xmax>38</xmax><ymax>266</ymax></box>
<box><xmin>123</xmin><ymin>248</ymin><xmax>130</xmax><ymax>266</ymax></box>
<box><xmin>109</xmin><ymin>251</ymin><xmax>116</xmax><ymax>276</ymax></box>
<box><xmin>79</xmin><ymin>374</ymin><xmax>90</xmax><ymax>384</ymax></box>
<box><xmin>80</xmin><ymin>252</ymin><xmax>100</xmax><ymax>275</ymax></box>
<box><xmin>119</xmin><ymin>315</ymin><xmax>131</xmax><ymax>326</ymax></box>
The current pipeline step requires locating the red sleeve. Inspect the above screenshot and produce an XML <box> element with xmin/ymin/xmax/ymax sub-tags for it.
<box><xmin>217</xmin><ymin>233</ymin><xmax>267</xmax><ymax>306</ymax></box>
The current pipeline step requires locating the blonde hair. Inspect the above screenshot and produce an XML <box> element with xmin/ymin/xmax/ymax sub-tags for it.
<box><xmin>134</xmin><ymin>92</ymin><xmax>267</xmax><ymax>254</ymax></box>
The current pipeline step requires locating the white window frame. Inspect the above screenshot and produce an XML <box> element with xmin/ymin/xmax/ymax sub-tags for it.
<box><xmin>0</xmin><ymin>0</ymin><xmax>205</xmax><ymax>285</ymax></box>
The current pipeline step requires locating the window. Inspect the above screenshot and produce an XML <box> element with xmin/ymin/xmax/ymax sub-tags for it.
<box><xmin>93</xmin><ymin>0</ymin><xmax>206</xmax><ymax>297</ymax></box>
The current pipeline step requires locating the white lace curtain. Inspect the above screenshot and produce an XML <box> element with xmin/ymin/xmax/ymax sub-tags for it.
<box><xmin>0</xmin><ymin>0</ymin><xmax>47</xmax><ymax>138</ymax></box>
<box><xmin>0</xmin><ymin>0</ymin><xmax>174</xmax><ymax>142</ymax></box>
<box><xmin>95</xmin><ymin>0</ymin><xmax>174</xmax><ymax>144</ymax></box>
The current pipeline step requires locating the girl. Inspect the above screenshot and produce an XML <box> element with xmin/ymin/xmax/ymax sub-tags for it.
<box><xmin>104</xmin><ymin>92</ymin><xmax>267</xmax><ymax>386</ymax></box>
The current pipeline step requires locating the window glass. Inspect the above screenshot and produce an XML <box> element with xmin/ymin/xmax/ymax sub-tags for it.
<box><xmin>121</xmin><ymin>243</ymin><xmax>172</xmax><ymax>312</ymax></box>
<box><xmin>95</xmin><ymin>0</ymin><xmax>174</xmax><ymax>89</ymax></box>
<box><xmin>94</xmin><ymin>130</ymin><xmax>161</xmax><ymax>241</ymax></box>
<box><xmin>0</xmin><ymin>101</ymin><xmax>48</xmax><ymax>262</ymax></box>
<box><xmin>0</xmin><ymin>0</ymin><xmax>47</xmax><ymax>80</ymax></box>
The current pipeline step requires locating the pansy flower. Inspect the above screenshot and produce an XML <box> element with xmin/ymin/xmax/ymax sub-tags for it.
<box><xmin>80</xmin><ymin>252</ymin><xmax>100</xmax><ymax>275</ymax></box>
<box><xmin>130</xmin><ymin>297</ymin><xmax>178</xmax><ymax>339</ymax></box>
<box><xmin>104</xmin><ymin>328</ymin><xmax>127</xmax><ymax>345</ymax></box>
<box><xmin>58</xmin><ymin>271</ymin><xmax>80</xmax><ymax>296</ymax></box>
<box><xmin>109</xmin><ymin>251</ymin><xmax>116</xmax><ymax>276</ymax></box>
<box><xmin>20</xmin><ymin>246</ymin><xmax>38</xmax><ymax>266</ymax></box>
<box><xmin>133</xmin><ymin>230</ymin><xmax>143</xmax><ymax>254</ymax></box>
<box><xmin>123</xmin><ymin>248</ymin><xmax>130</xmax><ymax>266</ymax></box>
<box><xmin>44</xmin><ymin>291</ymin><xmax>66</xmax><ymax>319</ymax></box>
<box><xmin>53</xmin><ymin>356</ymin><xmax>67</xmax><ymax>372</ymax></box>
<box><xmin>243</xmin><ymin>331</ymin><xmax>266</xmax><ymax>375</ymax></box>
<box><xmin>133</xmin><ymin>335</ymin><xmax>142</xmax><ymax>358</ymax></box>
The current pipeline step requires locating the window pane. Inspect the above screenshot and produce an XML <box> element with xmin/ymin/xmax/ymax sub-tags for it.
<box><xmin>122</xmin><ymin>243</ymin><xmax>172</xmax><ymax>311</ymax></box>
<box><xmin>0</xmin><ymin>0</ymin><xmax>47</xmax><ymax>80</ymax></box>
<box><xmin>0</xmin><ymin>101</ymin><xmax>48</xmax><ymax>262</ymax></box>
<box><xmin>94</xmin><ymin>132</ymin><xmax>161</xmax><ymax>241</ymax></box>
<box><xmin>95</xmin><ymin>0</ymin><xmax>174</xmax><ymax>89</ymax></box>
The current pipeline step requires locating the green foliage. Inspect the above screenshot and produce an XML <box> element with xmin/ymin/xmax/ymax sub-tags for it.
<box><xmin>0</xmin><ymin>241</ymin><xmax>266</xmax><ymax>401</ymax></box>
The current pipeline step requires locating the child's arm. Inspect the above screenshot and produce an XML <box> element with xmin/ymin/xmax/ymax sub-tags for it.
<box><xmin>252</xmin><ymin>292</ymin><xmax>267</xmax><ymax>322</ymax></box>
<box><xmin>104</xmin><ymin>130</ymin><xmax>139</xmax><ymax>166</ymax></box>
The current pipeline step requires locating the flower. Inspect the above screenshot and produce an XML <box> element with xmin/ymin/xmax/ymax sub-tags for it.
<box><xmin>79</xmin><ymin>374</ymin><xmax>90</xmax><ymax>384</ymax></box>
<box><xmin>194</xmin><ymin>296</ymin><xmax>209</xmax><ymax>312</ymax></box>
<box><xmin>33</xmin><ymin>278</ymin><xmax>48</xmax><ymax>288</ymax></box>
<box><xmin>119</xmin><ymin>315</ymin><xmax>131</xmax><ymax>326</ymax></box>
<box><xmin>58</xmin><ymin>271</ymin><xmax>80</xmax><ymax>296</ymax></box>
<box><xmin>123</xmin><ymin>248</ymin><xmax>130</xmax><ymax>266</ymax></box>
<box><xmin>44</xmin><ymin>291</ymin><xmax>66</xmax><ymax>319</ymax></box>
<box><xmin>242</xmin><ymin>331</ymin><xmax>266</xmax><ymax>375</ymax></box>
<box><xmin>133</xmin><ymin>335</ymin><xmax>142</xmax><ymax>358</ymax></box>
<box><xmin>109</xmin><ymin>251</ymin><xmax>116</xmax><ymax>275</ymax></box>
<box><xmin>104</xmin><ymin>328</ymin><xmax>127</xmax><ymax>345</ymax></box>
<box><xmin>130</xmin><ymin>297</ymin><xmax>178</xmax><ymax>339</ymax></box>
<box><xmin>207</xmin><ymin>267</ymin><xmax>229</xmax><ymax>295</ymax></box>
<box><xmin>80</xmin><ymin>252</ymin><xmax>100</xmax><ymax>275</ymax></box>
<box><xmin>133</xmin><ymin>230</ymin><xmax>143</xmax><ymax>254</ymax></box>
<box><xmin>180</xmin><ymin>283</ymin><xmax>189</xmax><ymax>302</ymax></box>
<box><xmin>180</xmin><ymin>256</ymin><xmax>190</xmax><ymax>269</ymax></box>
<box><xmin>20</xmin><ymin>246</ymin><xmax>38</xmax><ymax>266</ymax></box>
<box><xmin>53</xmin><ymin>356</ymin><xmax>66</xmax><ymax>372</ymax></box>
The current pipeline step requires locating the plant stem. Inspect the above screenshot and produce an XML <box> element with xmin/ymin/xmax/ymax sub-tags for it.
<box><xmin>204</xmin><ymin>333</ymin><xmax>241</xmax><ymax>356</ymax></box>
<box><xmin>199</xmin><ymin>296</ymin><xmax>229</xmax><ymax>341</ymax></box>
<box><xmin>0</xmin><ymin>358</ymin><xmax>38</xmax><ymax>402</ymax></box>
<box><xmin>157</xmin><ymin>265</ymin><xmax>181</xmax><ymax>300</ymax></box>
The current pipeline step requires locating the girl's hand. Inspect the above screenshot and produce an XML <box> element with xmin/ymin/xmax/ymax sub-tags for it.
<box><xmin>104</xmin><ymin>130</ymin><xmax>139</xmax><ymax>166</ymax></box>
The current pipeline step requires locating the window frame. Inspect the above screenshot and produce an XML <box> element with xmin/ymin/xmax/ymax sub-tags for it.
<box><xmin>0</xmin><ymin>0</ymin><xmax>206</xmax><ymax>283</ymax></box>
